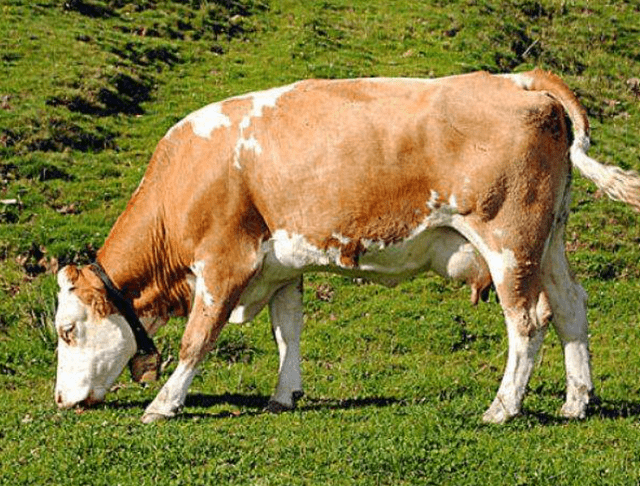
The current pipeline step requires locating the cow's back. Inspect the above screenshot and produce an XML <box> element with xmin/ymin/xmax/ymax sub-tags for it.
<box><xmin>240</xmin><ymin>73</ymin><xmax>569</xmax><ymax>249</ymax></box>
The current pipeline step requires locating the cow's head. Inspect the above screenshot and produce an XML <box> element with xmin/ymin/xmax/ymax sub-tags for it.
<box><xmin>54</xmin><ymin>265</ymin><xmax>137</xmax><ymax>409</ymax></box>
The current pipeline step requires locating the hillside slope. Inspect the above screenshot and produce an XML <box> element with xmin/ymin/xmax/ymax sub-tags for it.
<box><xmin>1</xmin><ymin>1</ymin><xmax>640</xmax><ymax>484</ymax></box>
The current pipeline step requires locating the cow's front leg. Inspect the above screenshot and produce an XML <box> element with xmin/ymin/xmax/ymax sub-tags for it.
<box><xmin>140</xmin><ymin>361</ymin><xmax>199</xmax><ymax>423</ymax></box>
<box><xmin>141</xmin><ymin>255</ymin><xmax>252</xmax><ymax>423</ymax></box>
<box><xmin>141</xmin><ymin>290</ymin><xmax>228</xmax><ymax>423</ymax></box>
<box><xmin>267</xmin><ymin>277</ymin><xmax>304</xmax><ymax>412</ymax></box>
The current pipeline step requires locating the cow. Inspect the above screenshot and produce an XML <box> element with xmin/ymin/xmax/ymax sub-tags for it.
<box><xmin>54</xmin><ymin>70</ymin><xmax>640</xmax><ymax>424</ymax></box>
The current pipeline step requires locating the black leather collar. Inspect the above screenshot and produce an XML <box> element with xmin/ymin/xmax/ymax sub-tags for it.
<box><xmin>89</xmin><ymin>262</ymin><xmax>158</xmax><ymax>359</ymax></box>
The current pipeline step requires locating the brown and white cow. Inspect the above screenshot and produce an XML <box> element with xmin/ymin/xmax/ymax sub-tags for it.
<box><xmin>54</xmin><ymin>70</ymin><xmax>640</xmax><ymax>424</ymax></box>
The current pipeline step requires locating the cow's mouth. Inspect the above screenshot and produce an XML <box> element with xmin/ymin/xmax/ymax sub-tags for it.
<box><xmin>55</xmin><ymin>390</ymin><xmax>103</xmax><ymax>410</ymax></box>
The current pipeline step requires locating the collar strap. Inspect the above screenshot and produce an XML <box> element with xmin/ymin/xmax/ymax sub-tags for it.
<box><xmin>89</xmin><ymin>262</ymin><xmax>158</xmax><ymax>358</ymax></box>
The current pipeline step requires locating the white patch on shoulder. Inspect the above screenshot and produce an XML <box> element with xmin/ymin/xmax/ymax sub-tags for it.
<box><xmin>167</xmin><ymin>102</ymin><xmax>232</xmax><ymax>140</ymax></box>
<box><xmin>233</xmin><ymin>83</ymin><xmax>299</xmax><ymax>169</ymax></box>
<box><xmin>191</xmin><ymin>260</ymin><xmax>215</xmax><ymax>307</ymax></box>
<box><xmin>243</xmin><ymin>84</ymin><xmax>300</xmax><ymax>120</ymax></box>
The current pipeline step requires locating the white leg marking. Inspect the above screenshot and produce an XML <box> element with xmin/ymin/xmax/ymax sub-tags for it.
<box><xmin>484</xmin><ymin>248</ymin><xmax>516</xmax><ymax>287</ymax></box>
<box><xmin>141</xmin><ymin>362</ymin><xmax>198</xmax><ymax>423</ymax></box>
<box><xmin>268</xmin><ymin>280</ymin><xmax>304</xmax><ymax>410</ymax></box>
<box><xmin>477</xmin><ymin>240</ymin><xmax>544</xmax><ymax>424</ymax></box>
<box><xmin>483</xmin><ymin>309</ymin><xmax>547</xmax><ymax>424</ymax></box>
<box><xmin>191</xmin><ymin>260</ymin><xmax>215</xmax><ymax>307</ymax></box>
<box><xmin>543</xmin><ymin>233</ymin><xmax>593</xmax><ymax>419</ymax></box>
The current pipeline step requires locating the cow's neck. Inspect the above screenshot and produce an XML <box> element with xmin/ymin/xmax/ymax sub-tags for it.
<box><xmin>96</xmin><ymin>195</ymin><xmax>191</xmax><ymax>319</ymax></box>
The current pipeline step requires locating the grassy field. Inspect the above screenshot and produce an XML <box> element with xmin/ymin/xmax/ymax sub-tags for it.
<box><xmin>2</xmin><ymin>0</ymin><xmax>640</xmax><ymax>484</ymax></box>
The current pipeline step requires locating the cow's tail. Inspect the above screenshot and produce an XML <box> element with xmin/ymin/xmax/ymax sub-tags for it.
<box><xmin>502</xmin><ymin>69</ymin><xmax>640</xmax><ymax>212</ymax></box>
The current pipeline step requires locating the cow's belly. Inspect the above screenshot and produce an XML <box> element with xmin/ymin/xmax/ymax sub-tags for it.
<box><xmin>229</xmin><ymin>226</ymin><xmax>488</xmax><ymax>324</ymax></box>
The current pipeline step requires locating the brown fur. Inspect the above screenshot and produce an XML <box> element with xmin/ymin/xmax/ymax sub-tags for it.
<box><xmin>72</xmin><ymin>71</ymin><xmax>581</xmax><ymax>356</ymax></box>
<box><xmin>64</xmin><ymin>265</ymin><xmax>116</xmax><ymax>319</ymax></box>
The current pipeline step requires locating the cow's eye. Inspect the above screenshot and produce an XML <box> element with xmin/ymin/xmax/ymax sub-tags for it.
<box><xmin>58</xmin><ymin>323</ymin><xmax>76</xmax><ymax>345</ymax></box>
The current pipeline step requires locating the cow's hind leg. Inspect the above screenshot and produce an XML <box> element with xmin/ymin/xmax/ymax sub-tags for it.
<box><xmin>476</xmin><ymin>244</ymin><xmax>552</xmax><ymax>424</ymax></box>
<box><xmin>543</xmin><ymin>229</ymin><xmax>594</xmax><ymax>419</ymax></box>
<box><xmin>141</xmin><ymin>257</ymin><xmax>254</xmax><ymax>423</ymax></box>
<box><xmin>266</xmin><ymin>277</ymin><xmax>305</xmax><ymax>412</ymax></box>
<box><xmin>482</xmin><ymin>298</ymin><xmax>550</xmax><ymax>424</ymax></box>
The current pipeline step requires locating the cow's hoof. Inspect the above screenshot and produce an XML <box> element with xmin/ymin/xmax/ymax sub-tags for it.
<box><xmin>141</xmin><ymin>412</ymin><xmax>172</xmax><ymax>424</ymax></box>
<box><xmin>266</xmin><ymin>391</ymin><xmax>304</xmax><ymax>414</ymax></box>
<box><xmin>266</xmin><ymin>399</ymin><xmax>294</xmax><ymax>414</ymax></box>
<box><xmin>560</xmin><ymin>398</ymin><xmax>588</xmax><ymax>420</ymax></box>
<box><xmin>560</xmin><ymin>403</ymin><xmax>585</xmax><ymax>420</ymax></box>
<box><xmin>561</xmin><ymin>387</ymin><xmax>597</xmax><ymax>420</ymax></box>
<box><xmin>482</xmin><ymin>398</ymin><xmax>518</xmax><ymax>424</ymax></box>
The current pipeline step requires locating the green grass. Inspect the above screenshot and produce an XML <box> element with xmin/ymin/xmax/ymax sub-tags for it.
<box><xmin>2</xmin><ymin>0</ymin><xmax>640</xmax><ymax>484</ymax></box>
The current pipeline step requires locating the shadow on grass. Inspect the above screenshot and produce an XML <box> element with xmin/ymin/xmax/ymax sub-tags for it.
<box><xmin>183</xmin><ymin>393</ymin><xmax>405</xmax><ymax>411</ymax></box>
<box><xmin>103</xmin><ymin>393</ymin><xmax>406</xmax><ymax>420</ymax></box>
<box><xmin>519</xmin><ymin>397</ymin><xmax>640</xmax><ymax>426</ymax></box>
<box><xmin>178</xmin><ymin>393</ymin><xmax>407</xmax><ymax>420</ymax></box>
<box><xmin>185</xmin><ymin>392</ymin><xmax>271</xmax><ymax>410</ymax></box>
<box><xmin>298</xmin><ymin>396</ymin><xmax>406</xmax><ymax>412</ymax></box>
<box><xmin>105</xmin><ymin>392</ymin><xmax>640</xmax><ymax>423</ymax></box>
<box><xmin>592</xmin><ymin>399</ymin><xmax>640</xmax><ymax>420</ymax></box>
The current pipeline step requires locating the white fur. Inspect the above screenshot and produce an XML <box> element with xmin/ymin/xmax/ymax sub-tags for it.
<box><xmin>54</xmin><ymin>273</ymin><xmax>136</xmax><ymax>408</ymax></box>
<box><xmin>233</xmin><ymin>135</ymin><xmax>263</xmax><ymax>170</ymax></box>
<box><xmin>269</xmin><ymin>281</ymin><xmax>304</xmax><ymax>407</ymax></box>
<box><xmin>228</xmin><ymin>223</ymin><xmax>488</xmax><ymax>326</ymax></box>
<box><xmin>426</xmin><ymin>190</ymin><xmax>440</xmax><ymax>211</ymax></box>
<box><xmin>191</xmin><ymin>260</ymin><xmax>215</xmax><ymax>307</ymax></box>
<box><xmin>233</xmin><ymin>84</ymin><xmax>299</xmax><ymax>169</ymax></box>
<box><xmin>241</xmin><ymin>84</ymin><xmax>300</xmax><ymax>119</ymax></box>
<box><xmin>167</xmin><ymin>102</ymin><xmax>232</xmax><ymax>139</ymax></box>
<box><xmin>271</xmin><ymin>229</ymin><xmax>342</xmax><ymax>269</ymax></box>
<box><xmin>499</xmin><ymin>72</ymin><xmax>535</xmax><ymax>90</ymax></box>
<box><xmin>542</xmin><ymin>224</ymin><xmax>593</xmax><ymax>419</ymax></box>
<box><xmin>482</xmin><ymin>309</ymin><xmax>547</xmax><ymax>423</ymax></box>
<box><xmin>484</xmin><ymin>248</ymin><xmax>517</xmax><ymax>287</ymax></box>
<box><xmin>142</xmin><ymin>362</ymin><xmax>198</xmax><ymax>422</ymax></box>
<box><xmin>331</xmin><ymin>233</ymin><xmax>351</xmax><ymax>245</ymax></box>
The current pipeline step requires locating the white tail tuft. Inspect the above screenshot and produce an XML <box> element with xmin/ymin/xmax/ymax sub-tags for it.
<box><xmin>571</xmin><ymin>136</ymin><xmax>640</xmax><ymax>211</ymax></box>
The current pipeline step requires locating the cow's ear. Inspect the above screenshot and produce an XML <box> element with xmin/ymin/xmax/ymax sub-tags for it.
<box><xmin>90</xmin><ymin>294</ymin><xmax>113</xmax><ymax>319</ymax></box>
<box><xmin>57</xmin><ymin>265</ymin><xmax>80</xmax><ymax>290</ymax></box>
<box><xmin>78</xmin><ymin>266</ymin><xmax>116</xmax><ymax>319</ymax></box>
